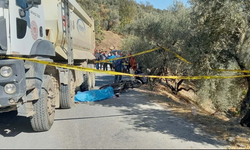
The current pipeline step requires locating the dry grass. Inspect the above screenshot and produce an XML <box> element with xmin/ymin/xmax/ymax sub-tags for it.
<box><xmin>137</xmin><ymin>84</ymin><xmax>250</xmax><ymax>149</ymax></box>
<box><xmin>96</xmin><ymin>31</ymin><xmax>123</xmax><ymax>51</ymax></box>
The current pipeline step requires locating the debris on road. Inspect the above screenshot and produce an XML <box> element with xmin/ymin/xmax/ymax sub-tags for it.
<box><xmin>237</xmin><ymin>143</ymin><xmax>245</xmax><ymax>148</ymax></box>
<box><xmin>227</xmin><ymin>137</ymin><xmax>235</xmax><ymax>142</ymax></box>
<box><xmin>191</xmin><ymin>105</ymin><xmax>198</xmax><ymax>116</ymax></box>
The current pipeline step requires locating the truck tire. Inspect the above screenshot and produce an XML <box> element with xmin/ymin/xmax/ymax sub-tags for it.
<box><xmin>60</xmin><ymin>70</ymin><xmax>75</xmax><ymax>109</ymax></box>
<box><xmin>30</xmin><ymin>75</ymin><xmax>56</xmax><ymax>132</ymax></box>
<box><xmin>87</xmin><ymin>64</ymin><xmax>95</xmax><ymax>90</ymax></box>
<box><xmin>52</xmin><ymin>76</ymin><xmax>60</xmax><ymax>108</ymax></box>
<box><xmin>91</xmin><ymin>72</ymin><xmax>96</xmax><ymax>89</ymax></box>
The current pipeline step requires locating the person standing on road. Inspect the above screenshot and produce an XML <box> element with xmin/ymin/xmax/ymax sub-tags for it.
<box><xmin>120</xmin><ymin>52</ymin><xmax>127</xmax><ymax>73</ymax></box>
<box><xmin>126</xmin><ymin>53</ymin><xmax>131</xmax><ymax>73</ymax></box>
<box><xmin>108</xmin><ymin>52</ymin><xmax>115</xmax><ymax>71</ymax></box>
<box><xmin>103</xmin><ymin>51</ymin><xmax>108</xmax><ymax>71</ymax></box>
<box><xmin>129</xmin><ymin>52</ymin><xmax>137</xmax><ymax>81</ymax></box>
<box><xmin>108</xmin><ymin>46</ymin><xmax>115</xmax><ymax>71</ymax></box>
<box><xmin>94</xmin><ymin>50</ymin><xmax>101</xmax><ymax>70</ymax></box>
<box><xmin>113</xmin><ymin>51</ymin><xmax>123</xmax><ymax>83</ymax></box>
<box><xmin>99</xmin><ymin>50</ymin><xmax>105</xmax><ymax>70</ymax></box>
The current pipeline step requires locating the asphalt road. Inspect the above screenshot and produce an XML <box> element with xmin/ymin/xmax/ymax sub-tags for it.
<box><xmin>0</xmin><ymin>73</ymin><xmax>227</xmax><ymax>149</ymax></box>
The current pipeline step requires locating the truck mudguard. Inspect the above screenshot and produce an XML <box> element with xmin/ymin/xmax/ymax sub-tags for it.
<box><xmin>30</xmin><ymin>40</ymin><xmax>55</xmax><ymax>56</ymax></box>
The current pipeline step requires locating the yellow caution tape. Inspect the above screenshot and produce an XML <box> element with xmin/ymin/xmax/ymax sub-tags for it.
<box><xmin>95</xmin><ymin>46</ymin><xmax>192</xmax><ymax>65</ymax></box>
<box><xmin>213</xmin><ymin>69</ymin><xmax>250</xmax><ymax>73</ymax></box>
<box><xmin>141</xmin><ymin>74</ymin><xmax>250</xmax><ymax>79</ymax></box>
<box><xmin>2</xmin><ymin>56</ymin><xmax>250</xmax><ymax>80</ymax></box>
<box><xmin>95</xmin><ymin>47</ymin><xmax>161</xmax><ymax>63</ymax></box>
<box><xmin>162</xmin><ymin>47</ymin><xmax>192</xmax><ymax>64</ymax></box>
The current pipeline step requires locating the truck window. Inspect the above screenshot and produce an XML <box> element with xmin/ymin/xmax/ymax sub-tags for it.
<box><xmin>0</xmin><ymin>0</ymin><xmax>8</xmax><ymax>8</ymax></box>
<box><xmin>16</xmin><ymin>0</ymin><xmax>27</xmax><ymax>9</ymax></box>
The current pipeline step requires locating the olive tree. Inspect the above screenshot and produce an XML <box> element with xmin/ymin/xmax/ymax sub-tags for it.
<box><xmin>188</xmin><ymin>0</ymin><xmax>250</xmax><ymax>117</ymax></box>
<box><xmin>124</xmin><ymin>1</ymin><xmax>193</xmax><ymax>92</ymax></box>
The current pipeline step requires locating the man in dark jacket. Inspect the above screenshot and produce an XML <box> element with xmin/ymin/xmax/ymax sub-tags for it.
<box><xmin>113</xmin><ymin>51</ymin><xmax>123</xmax><ymax>83</ymax></box>
<box><xmin>99</xmin><ymin>50</ymin><xmax>105</xmax><ymax>70</ymax></box>
<box><xmin>103</xmin><ymin>51</ymin><xmax>109</xmax><ymax>71</ymax></box>
<box><xmin>94</xmin><ymin>50</ymin><xmax>100</xmax><ymax>70</ymax></box>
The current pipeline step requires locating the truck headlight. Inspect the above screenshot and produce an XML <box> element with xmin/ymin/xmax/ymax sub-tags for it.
<box><xmin>0</xmin><ymin>66</ymin><xmax>13</xmax><ymax>77</ymax></box>
<box><xmin>4</xmin><ymin>84</ymin><xmax>16</xmax><ymax>94</ymax></box>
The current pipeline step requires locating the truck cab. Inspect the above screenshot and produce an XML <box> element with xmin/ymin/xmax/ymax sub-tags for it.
<box><xmin>0</xmin><ymin>0</ymin><xmax>96</xmax><ymax>132</ymax></box>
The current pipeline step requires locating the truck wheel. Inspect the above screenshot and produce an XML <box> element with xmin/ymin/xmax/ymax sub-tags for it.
<box><xmin>91</xmin><ymin>72</ymin><xmax>96</xmax><ymax>89</ymax></box>
<box><xmin>80</xmin><ymin>72</ymin><xmax>91</xmax><ymax>92</ymax></box>
<box><xmin>88</xmin><ymin>64</ymin><xmax>95</xmax><ymax>89</ymax></box>
<box><xmin>60</xmin><ymin>70</ymin><xmax>75</xmax><ymax>109</ymax></box>
<box><xmin>52</xmin><ymin>76</ymin><xmax>60</xmax><ymax>108</ymax></box>
<box><xmin>30</xmin><ymin>75</ymin><xmax>56</xmax><ymax>132</ymax></box>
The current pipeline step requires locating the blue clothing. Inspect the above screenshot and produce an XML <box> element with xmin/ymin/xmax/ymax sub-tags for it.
<box><xmin>16</xmin><ymin>0</ymin><xmax>27</xmax><ymax>9</ymax></box>
<box><xmin>113</xmin><ymin>55</ymin><xmax>123</xmax><ymax>82</ymax></box>
<box><xmin>113</xmin><ymin>55</ymin><xmax>123</xmax><ymax>70</ymax></box>
<box><xmin>114</xmin><ymin>70</ymin><xmax>122</xmax><ymax>82</ymax></box>
<box><xmin>95</xmin><ymin>63</ymin><xmax>99</xmax><ymax>70</ymax></box>
<box><xmin>108</xmin><ymin>55</ymin><xmax>115</xmax><ymax>63</ymax></box>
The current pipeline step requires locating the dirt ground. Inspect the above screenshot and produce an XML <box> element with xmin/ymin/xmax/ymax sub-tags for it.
<box><xmin>136</xmin><ymin>84</ymin><xmax>250</xmax><ymax>149</ymax></box>
<box><xmin>96</xmin><ymin>31</ymin><xmax>123</xmax><ymax>51</ymax></box>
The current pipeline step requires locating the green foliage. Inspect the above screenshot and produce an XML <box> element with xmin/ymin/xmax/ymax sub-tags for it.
<box><xmin>187</xmin><ymin>0</ymin><xmax>250</xmax><ymax>112</ymax></box>
<box><xmin>125</xmin><ymin>1</ymin><xmax>192</xmax><ymax>75</ymax></box>
<box><xmin>121</xmin><ymin>0</ymin><xmax>250</xmax><ymax>114</ymax></box>
<box><xmin>196</xmin><ymin>60</ymin><xmax>248</xmax><ymax>112</ymax></box>
<box><xmin>119</xmin><ymin>0</ymin><xmax>137</xmax><ymax>29</ymax></box>
<box><xmin>76</xmin><ymin>0</ymin><xmax>250</xmax><ymax>114</ymax></box>
<box><xmin>76</xmin><ymin>0</ymin><xmax>120</xmax><ymax>43</ymax></box>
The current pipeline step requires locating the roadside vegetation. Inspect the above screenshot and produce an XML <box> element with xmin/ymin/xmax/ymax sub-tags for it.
<box><xmin>77</xmin><ymin>0</ymin><xmax>250</xmax><ymax>130</ymax></box>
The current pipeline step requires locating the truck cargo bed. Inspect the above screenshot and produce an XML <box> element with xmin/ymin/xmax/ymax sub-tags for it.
<box><xmin>43</xmin><ymin>0</ymin><xmax>95</xmax><ymax>61</ymax></box>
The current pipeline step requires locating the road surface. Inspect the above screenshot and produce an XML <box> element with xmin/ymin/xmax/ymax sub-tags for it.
<box><xmin>0</xmin><ymin>73</ymin><xmax>227</xmax><ymax>149</ymax></box>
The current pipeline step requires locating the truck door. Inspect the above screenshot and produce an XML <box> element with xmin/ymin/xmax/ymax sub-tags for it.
<box><xmin>8</xmin><ymin>0</ymin><xmax>45</xmax><ymax>55</ymax></box>
<box><xmin>0</xmin><ymin>0</ymin><xmax>8</xmax><ymax>53</ymax></box>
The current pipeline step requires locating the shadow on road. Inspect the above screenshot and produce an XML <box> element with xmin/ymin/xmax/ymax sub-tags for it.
<box><xmin>54</xmin><ymin>114</ymin><xmax>132</xmax><ymax>121</ymax></box>
<box><xmin>0</xmin><ymin>74</ymin><xmax>229</xmax><ymax>148</ymax></box>
<box><xmin>0</xmin><ymin>111</ymin><xmax>34</xmax><ymax>137</ymax></box>
<box><xmin>0</xmin><ymin>74</ymin><xmax>113</xmax><ymax>137</ymax></box>
<box><xmin>92</xmin><ymin>75</ymin><xmax>227</xmax><ymax>148</ymax></box>
<box><xmin>95</xmin><ymin>73</ymin><xmax>130</xmax><ymax>88</ymax></box>
<box><xmin>95</xmin><ymin>75</ymin><xmax>114</xmax><ymax>87</ymax></box>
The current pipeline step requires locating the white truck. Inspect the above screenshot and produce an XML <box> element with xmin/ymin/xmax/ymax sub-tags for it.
<box><xmin>0</xmin><ymin>0</ymin><xmax>96</xmax><ymax>131</ymax></box>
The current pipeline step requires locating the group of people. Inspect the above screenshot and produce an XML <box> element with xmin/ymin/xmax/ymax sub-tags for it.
<box><xmin>94</xmin><ymin>48</ymin><xmax>114</xmax><ymax>71</ymax></box>
<box><xmin>94</xmin><ymin>46</ymin><xmax>137</xmax><ymax>83</ymax></box>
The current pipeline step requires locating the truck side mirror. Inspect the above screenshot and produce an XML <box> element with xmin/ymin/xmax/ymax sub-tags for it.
<box><xmin>19</xmin><ymin>0</ymin><xmax>41</xmax><ymax>17</ymax></box>
<box><xmin>26</xmin><ymin>0</ymin><xmax>41</xmax><ymax>5</ymax></box>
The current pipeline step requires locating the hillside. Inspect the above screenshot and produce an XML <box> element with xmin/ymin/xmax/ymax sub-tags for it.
<box><xmin>96</xmin><ymin>31</ymin><xmax>123</xmax><ymax>51</ymax></box>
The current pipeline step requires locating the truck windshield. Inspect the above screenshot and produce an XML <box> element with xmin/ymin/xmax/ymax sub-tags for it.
<box><xmin>16</xmin><ymin>0</ymin><xmax>27</xmax><ymax>9</ymax></box>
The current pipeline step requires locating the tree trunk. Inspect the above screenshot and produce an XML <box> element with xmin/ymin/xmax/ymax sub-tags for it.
<box><xmin>234</xmin><ymin>43</ymin><xmax>250</xmax><ymax>126</ymax></box>
<box><xmin>240</xmin><ymin>77</ymin><xmax>250</xmax><ymax>126</ymax></box>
